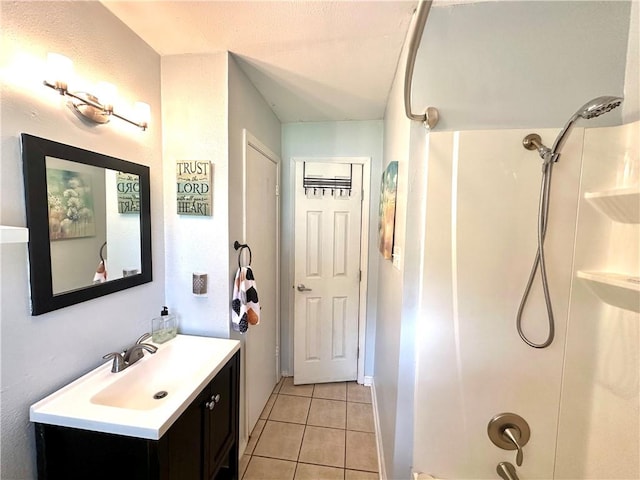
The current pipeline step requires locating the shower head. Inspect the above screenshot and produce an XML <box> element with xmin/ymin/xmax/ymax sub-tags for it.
<box><xmin>577</xmin><ymin>96</ymin><xmax>624</xmax><ymax>119</ymax></box>
<box><xmin>551</xmin><ymin>95</ymin><xmax>623</xmax><ymax>155</ymax></box>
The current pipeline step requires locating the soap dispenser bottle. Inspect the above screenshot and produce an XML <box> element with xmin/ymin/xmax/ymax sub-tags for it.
<box><xmin>152</xmin><ymin>306</ymin><xmax>177</xmax><ymax>343</ymax></box>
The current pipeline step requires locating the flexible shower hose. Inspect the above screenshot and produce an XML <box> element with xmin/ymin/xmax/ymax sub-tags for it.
<box><xmin>516</xmin><ymin>158</ymin><xmax>556</xmax><ymax>348</ymax></box>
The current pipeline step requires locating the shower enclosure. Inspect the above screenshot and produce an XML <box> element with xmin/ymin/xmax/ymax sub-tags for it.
<box><xmin>412</xmin><ymin>120</ymin><xmax>639</xmax><ymax>479</ymax></box>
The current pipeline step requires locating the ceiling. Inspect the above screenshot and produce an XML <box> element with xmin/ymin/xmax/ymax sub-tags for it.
<box><xmin>100</xmin><ymin>1</ymin><xmax>419</xmax><ymax>123</ymax></box>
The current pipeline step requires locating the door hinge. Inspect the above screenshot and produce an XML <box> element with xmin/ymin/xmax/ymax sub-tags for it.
<box><xmin>357</xmin><ymin>346</ymin><xmax>360</xmax><ymax>359</ymax></box>
<box><xmin>359</xmin><ymin>270</ymin><xmax>362</xmax><ymax>282</ymax></box>
<box><xmin>275</xmin><ymin>184</ymin><xmax>280</xmax><ymax>196</ymax></box>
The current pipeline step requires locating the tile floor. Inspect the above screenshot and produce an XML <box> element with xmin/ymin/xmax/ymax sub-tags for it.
<box><xmin>241</xmin><ymin>378</ymin><xmax>379</xmax><ymax>480</ymax></box>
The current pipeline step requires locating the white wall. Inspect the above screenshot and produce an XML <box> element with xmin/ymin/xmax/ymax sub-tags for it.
<box><xmin>161</xmin><ymin>53</ymin><xmax>230</xmax><ymax>337</ymax></box>
<box><xmin>0</xmin><ymin>2</ymin><xmax>164</xmax><ymax>478</ymax></box>
<box><xmin>555</xmin><ymin>121</ymin><xmax>639</xmax><ymax>480</ymax></box>
<box><xmin>414</xmin><ymin>128</ymin><xmax>584</xmax><ymax>479</ymax></box>
<box><xmin>105</xmin><ymin>169</ymin><xmax>143</xmax><ymax>279</ymax></box>
<box><xmin>280</xmin><ymin>120</ymin><xmax>384</xmax><ymax>377</ymax></box>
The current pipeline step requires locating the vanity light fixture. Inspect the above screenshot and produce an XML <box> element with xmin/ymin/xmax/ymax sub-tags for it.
<box><xmin>43</xmin><ymin>53</ymin><xmax>150</xmax><ymax>131</ymax></box>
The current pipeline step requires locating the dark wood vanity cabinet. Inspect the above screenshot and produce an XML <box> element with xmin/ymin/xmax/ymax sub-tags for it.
<box><xmin>35</xmin><ymin>351</ymin><xmax>240</xmax><ymax>480</ymax></box>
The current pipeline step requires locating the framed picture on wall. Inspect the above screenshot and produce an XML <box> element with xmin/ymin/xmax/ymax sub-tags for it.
<box><xmin>378</xmin><ymin>161</ymin><xmax>398</xmax><ymax>260</ymax></box>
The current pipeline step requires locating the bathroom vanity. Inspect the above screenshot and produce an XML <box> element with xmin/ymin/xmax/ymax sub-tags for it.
<box><xmin>30</xmin><ymin>335</ymin><xmax>240</xmax><ymax>480</ymax></box>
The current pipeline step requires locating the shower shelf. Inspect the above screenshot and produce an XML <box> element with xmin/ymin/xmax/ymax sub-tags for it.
<box><xmin>577</xmin><ymin>271</ymin><xmax>640</xmax><ymax>313</ymax></box>
<box><xmin>584</xmin><ymin>187</ymin><xmax>640</xmax><ymax>223</ymax></box>
<box><xmin>0</xmin><ymin>225</ymin><xmax>28</xmax><ymax>244</ymax></box>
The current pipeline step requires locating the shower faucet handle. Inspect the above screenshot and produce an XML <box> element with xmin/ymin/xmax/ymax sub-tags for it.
<box><xmin>503</xmin><ymin>427</ymin><xmax>524</xmax><ymax>466</ymax></box>
<box><xmin>488</xmin><ymin>413</ymin><xmax>531</xmax><ymax>467</ymax></box>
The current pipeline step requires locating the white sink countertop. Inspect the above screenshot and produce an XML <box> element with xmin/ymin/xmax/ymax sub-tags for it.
<box><xmin>30</xmin><ymin>334</ymin><xmax>240</xmax><ymax>440</ymax></box>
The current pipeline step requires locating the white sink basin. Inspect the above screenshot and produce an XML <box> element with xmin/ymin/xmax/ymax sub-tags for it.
<box><xmin>30</xmin><ymin>334</ymin><xmax>240</xmax><ymax>439</ymax></box>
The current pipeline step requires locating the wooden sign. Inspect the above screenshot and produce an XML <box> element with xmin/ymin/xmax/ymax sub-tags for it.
<box><xmin>116</xmin><ymin>171</ymin><xmax>140</xmax><ymax>214</ymax></box>
<box><xmin>176</xmin><ymin>161</ymin><xmax>213</xmax><ymax>216</ymax></box>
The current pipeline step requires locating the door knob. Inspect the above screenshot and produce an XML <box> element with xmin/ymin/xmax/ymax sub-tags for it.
<box><xmin>297</xmin><ymin>284</ymin><xmax>312</xmax><ymax>292</ymax></box>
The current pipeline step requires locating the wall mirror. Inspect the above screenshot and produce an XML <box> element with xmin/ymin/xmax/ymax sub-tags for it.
<box><xmin>21</xmin><ymin>133</ymin><xmax>152</xmax><ymax>315</ymax></box>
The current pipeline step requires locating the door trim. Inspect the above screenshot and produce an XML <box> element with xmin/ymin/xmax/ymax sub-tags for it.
<box><xmin>242</xmin><ymin>129</ymin><xmax>281</xmax><ymax>438</ymax></box>
<box><xmin>290</xmin><ymin>156</ymin><xmax>370</xmax><ymax>385</ymax></box>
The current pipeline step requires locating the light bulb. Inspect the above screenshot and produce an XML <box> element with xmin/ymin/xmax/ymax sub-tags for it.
<box><xmin>96</xmin><ymin>82</ymin><xmax>117</xmax><ymax>112</ymax></box>
<box><xmin>134</xmin><ymin>101</ymin><xmax>150</xmax><ymax>128</ymax></box>
<box><xmin>46</xmin><ymin>53</ymin><xmax>73</xmax><ymax>92</ymax></box>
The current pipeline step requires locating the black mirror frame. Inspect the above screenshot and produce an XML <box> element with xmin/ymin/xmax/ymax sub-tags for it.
<box><xmin>21</xmin><ymin>133</ymin><xmax>152</xmax><ymax>315</ymax></box>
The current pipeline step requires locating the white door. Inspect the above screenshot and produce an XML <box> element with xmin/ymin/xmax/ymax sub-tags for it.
<box><xmin>245</xmin><ymin>135</ymin><xmax>279</xmax><ymax>432</ymax></box>
<box><xmin>293</xmin><ymin>161</ymin><xmax>362</xmax><ymax>385</ymax></box>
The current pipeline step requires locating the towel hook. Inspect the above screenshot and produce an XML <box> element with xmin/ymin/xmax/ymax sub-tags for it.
<box><xmin>233</xmin><ymin>240</ymin><xmax>252</xmax><ymax>267</ymax></box>
<box><xmin>99</xmin><ymin>242</ymin><xmax>107</xmax><ymax>262</ymax></box>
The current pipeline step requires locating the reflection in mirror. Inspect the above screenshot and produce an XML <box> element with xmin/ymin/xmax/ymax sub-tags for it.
<box><xmin>45</xmin><ymin>157</ymin><xmax>142</xmax><ymax>294</ymax></box>
<box><xmin>21</xmin><ymin>134</ymin><xmax>152</xmax><ymax>315</ymax></box>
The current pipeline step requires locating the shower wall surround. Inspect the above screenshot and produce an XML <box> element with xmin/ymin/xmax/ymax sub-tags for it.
<box><xmin>413</xmin><ymin>122</ymin><xmax>639</xmax><ymax>479</ymax></box>
<box><xmin>556</xmin><ymin>120</ymin><xmax>639</xmax><ymax>479</ymax></box>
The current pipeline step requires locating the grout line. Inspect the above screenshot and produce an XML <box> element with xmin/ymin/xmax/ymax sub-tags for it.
<box><xmin>343</xmin><ymin>418</ymin><xmax>347</xmax><ymax>473</ymax></box>
<box><xmin>296</xmin><ymin>384</ymin><xmax>310</xmax><ymax>465</ymax></box>
<box><xmin>248</xmin><ymin>381</ymin><xmax>378</xmax><ymax>478</ymax></box>
<box><xmin>263</xmin><ymin>418</ymin><xmax>311</xmax><ymax>427</ymax></box>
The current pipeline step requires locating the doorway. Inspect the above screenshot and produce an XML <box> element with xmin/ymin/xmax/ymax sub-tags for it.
<box><xmin>243</xmin><ymin>130</ymin><xmax>280</xmax><ymax>434</ymax></box>
<box><xmin>292</xmin><ymin>157</ymin><xmax>371</xmax><ymax>385</ymax></box>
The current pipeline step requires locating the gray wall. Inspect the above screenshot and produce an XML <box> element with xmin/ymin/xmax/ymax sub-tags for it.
<box><xmin>228</xmin><ymin>52</ymin><xmax>282</xmax><ymax>449</ymax></box>
<box><xmin>623</xmin><ymin>0</ymin><xmax>639</xmax><ymax>123</ymax></box>
<box><xmin>375</xmin><ymin>28</ymin><xmax>427</xmax><ymax>478</ymax></box>
<box><xmin>414</xmin><ymin>1</ymin><xmax>631</xmax><ymax>131</ymax></box>
<box><xmin>228</xmin><ymin>53</ymin><xmax>282</xmax><ymax>318</ymax></box>
<box><xmin>375</xmin><ymin>1</ymin><xmax>634</xmax><ymax>478</ymax></box>
<box><xmin>280</xmin><ymin>121</ymin><xmax>384</xmax><ymax>378</ymax></box>
<box><xmin>161</xmin><ymin>52</ymin><xmax>230</xmax><ymax>337</ymax></box>
<box><xmin>0</xmin><ymin>3</ymin><xmax>164</xmax><ymax>478</ymax></box>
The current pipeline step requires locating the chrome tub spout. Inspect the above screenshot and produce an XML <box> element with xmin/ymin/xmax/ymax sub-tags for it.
<box><xmin>497</xmin><ymin>462</ymin><xmax>519</xmax><ymax>480</ymax></box>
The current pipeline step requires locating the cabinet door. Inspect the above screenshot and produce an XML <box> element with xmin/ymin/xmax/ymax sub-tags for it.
<box><xmin>205</xmin><ymin>353</ymin><xmax>239</xmax><ymax>480</ymax></box>
<box><xmin>165</xmin><ymin>388</ymin><xmax>208</xmax><ymax>480</ymax></box>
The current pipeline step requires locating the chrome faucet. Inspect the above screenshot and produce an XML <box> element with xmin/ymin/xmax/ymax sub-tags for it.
<box><xmin>123</xmin><ymin>342</ymin><xmax>157</xmax><ymax>363</ymax></box>
<box><xmin>102</xmin><ymin>333</ymin><xmax>158</xmax><ymax>373</ymax></box>
<box><xmin>497</xmin><ymin>462</ymin><xmax>519</xmax><ymax>480</ymax></box>
<box><xmin>102</xmin><ymin>352</ymin><xmax>126</xmax><ymax>373</ymax></box>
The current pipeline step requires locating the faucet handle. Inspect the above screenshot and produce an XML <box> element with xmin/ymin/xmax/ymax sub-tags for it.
<box><xmin>102</xmin><ymin>352</ymin><xmax>125</xmax><ymax>373</ymax></box>
<box><xmin>135</xmin><ymin>332</ymin><xmax>152</xmax><ymax>344</ymax></box>
<box><xmin>503</xmin><ymin>427</ymin><xmax>524</xmax><ymax>466</ymax></box>
<box><xmin>488</xmin><ymin>413</ymin><xmax>530</xmax><ymax>467</ymax></box>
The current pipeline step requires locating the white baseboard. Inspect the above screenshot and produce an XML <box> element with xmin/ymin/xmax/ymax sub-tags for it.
<box><xmin>370</xmin><ymin>378</ymin><xmax>386</xmax><ymax>479</ymax></box>
<box><xmin>238</xmin><ymin>437</ymin><xmax>248</xmax><ymax>459</ymax></box>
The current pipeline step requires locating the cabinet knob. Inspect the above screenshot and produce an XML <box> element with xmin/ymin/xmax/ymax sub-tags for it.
<box><xmin>205</xmin><ymin>394</ymin><xmax>221</xmax><ymax>410</ymax></box>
